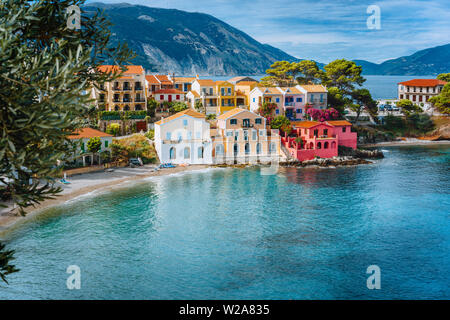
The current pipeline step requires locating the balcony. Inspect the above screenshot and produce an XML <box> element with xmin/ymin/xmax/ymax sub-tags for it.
<box><xmin>242</xmin><ymin>123</ymin><xmax>254</xmax><ymax>128</ymax></box>
<box><xmin>135</xmin><ymin>86</ymin><xmax>143</xmax><ymax>91</ymax></box>
<box><xmin>284</xmin><ymin>102</ymin><xmax>295</xmax><ymax>106</ymax></box>
<box><xmin>123</xmin><ymin>98</ymin><xmax>132</xmax><ymax>103</ymax></box>
<box><xmin>135</xmin><ymin>98</ymin><xmax>146</xmax><ymax>102</ymax></box>
<box><xmin>222</xmin><ymin>103</ymin><xmax>235</xmax><ymax>107</ymax></box>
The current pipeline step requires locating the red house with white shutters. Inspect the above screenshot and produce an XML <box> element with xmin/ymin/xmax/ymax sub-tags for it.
<box><xmin>154</xmin><ymin>89</ymin><xmax>186</xmax><ymax>106</ymax></box>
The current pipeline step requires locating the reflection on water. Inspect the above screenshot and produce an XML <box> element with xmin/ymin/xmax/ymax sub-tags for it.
<box><xmin>0</xmin><ymin>145</ymin><xmax>449</xmax><ymax>299</ymax></box>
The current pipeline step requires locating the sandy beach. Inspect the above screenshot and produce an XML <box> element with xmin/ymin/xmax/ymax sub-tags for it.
<box><xmin>0</xmin><ymin>164</ymin><xmax>209</xmax><ymax>234</ymax></box>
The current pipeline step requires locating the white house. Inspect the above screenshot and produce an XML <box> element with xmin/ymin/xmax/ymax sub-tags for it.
<box><xmin>154</xmin><ymin>109</ymin><xmax>213</xmax><ymax>164</ymax></box>
<box><xmin>67</xmin><ymin>128</ymin><xmax>113</xmax><ymax>166</ymax></box>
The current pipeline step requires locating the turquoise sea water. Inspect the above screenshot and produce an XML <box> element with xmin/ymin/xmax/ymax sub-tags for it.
<box><xmin>0</xmin><ymin>145</ymin><xmax>449</xmax><ymax>299</ymax></box>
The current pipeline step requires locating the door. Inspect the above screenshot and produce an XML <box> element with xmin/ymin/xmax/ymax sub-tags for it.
<box><xmin>168</xmin><ymin>95</ymin><xmax>172</xmax><ymax>102</ymax></box>
<box><xmin>286</xmin><ymin>109</ymin><xmax>293</xmax><ymax>119</ymax></box>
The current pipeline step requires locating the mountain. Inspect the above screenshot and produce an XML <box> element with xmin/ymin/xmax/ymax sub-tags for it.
<box><xmin>353</xmin><ymin>44</ymin><xmax>450</xmax><ymax>75</ymax></box>
<box><xmin>84</xmin><ymin>2</ymin><xmax>297</xmax><ymax>76</ymax></box>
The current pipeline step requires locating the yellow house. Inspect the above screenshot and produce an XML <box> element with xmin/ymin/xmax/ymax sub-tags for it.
<box><xmin>235</xmin><ymin>81</ymin><xmax>258</xmax><ymax>109</ymax></box>
<box><xmin>215</xmin><ymin>81</ymin><xmax>247</xmax><ymax>114</ymax></box>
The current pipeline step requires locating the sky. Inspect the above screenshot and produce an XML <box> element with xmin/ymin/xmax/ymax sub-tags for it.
<box><xmin>87</xmin><ymin>0</ymin><xmax>450</xmax><ymax>63</ymax></box>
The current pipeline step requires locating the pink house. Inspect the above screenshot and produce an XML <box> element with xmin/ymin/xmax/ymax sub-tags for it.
<box><xmin>281</xmin><ymin>120</ymin><xmax>357</xmax><ymax>161</ymax></box>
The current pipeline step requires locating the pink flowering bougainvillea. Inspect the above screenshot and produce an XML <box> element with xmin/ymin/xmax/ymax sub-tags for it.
<box><xmin>306</xmin><ymin>107</ymin><xmax>339</xmax><ymax>122</ymax></box>
<box><xmin>257</xmin><ymin>102</ymin><xmax>277</xmax><ymax>124</ymax></box>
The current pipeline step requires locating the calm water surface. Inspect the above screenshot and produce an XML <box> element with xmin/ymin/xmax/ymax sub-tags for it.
<box><xmin>0</xmin><ymin>145</ymin><xmax>449</xmax><ymax>299</ymax></box>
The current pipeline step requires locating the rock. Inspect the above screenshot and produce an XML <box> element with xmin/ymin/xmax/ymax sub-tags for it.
<box><xmin>431</xmin><ymin>123</ymin><xmax>450</xmax><ymax>140</ymax></box>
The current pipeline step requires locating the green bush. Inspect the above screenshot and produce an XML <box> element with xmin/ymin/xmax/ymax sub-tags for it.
<box><xmin>145</xmin><ymin>129</ymin><xmax>154</xmax><ymax>140</ymax></box>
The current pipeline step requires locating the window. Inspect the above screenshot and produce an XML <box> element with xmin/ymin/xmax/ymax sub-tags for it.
<box><xmin>105</xmin><ymin>140</ymin><xmax>109</xmax><ymax>148</ymax></box>
<box><xmin>166</xmin><ymin>132</ymin><xmax>171</xmax><ymax>140</ymax></box>
<box><xmin>124</xmin><ymin>105</ymin><xmax>130</xmax><ymax>111</ymax></box>
<box><xmin>187</xmin><ymin>131</ymin><xmax>192</xmax><ymax>140</ymax></box>
<box><xmin>114</xmin><ymin>105</ymin><xmax>119</xmax><ymax>111</ymax></box>
<box><xmin>234</xmin><ymin>131</ymin><xmax>239</xmax><ymax>141</ymax></box>
<box><xmin>296</xmin><ymin>109</ymin><xmax>302</xmax><ymax>113</ymax></box>
<box><xmin>244</xmin><ymin>130</ymin><xmax>248</xmax><ymax>141</ymax></box>
<box><xmin>135</xmin><ymin>104</ymin><xmax>142</xmax><ymax>110</ymax></box>
<box><xmin>221</xmin><ymin>88</ymin><xmax>225</xmax><ymax>95</ymax></box>
<box><xmin>177</xmin><ymin>132</ymin><xmax>182</xmax><ymax>141</ymax></box>
<box><xmin>276</xmin><ymin>97</ymin><xmax>280</xmax><ymax>103</ymax></box>
<box><xmin>196</xmin><ymin>131</ymin><xmax>201</xmax><ymax>139</ymax></box>
<box><xmin>175</xmin><ymin>84</ymin><xmax>179</xmax><ymax>88</ymax></box>
<box><xmin>256</xmin><ymin>143</ymin><xmax>261</xmax><ymax>154</ymax></box>
<box><xmin>310</xmin><ymin>94</ymin><xmax>314</xmax><ymax>102</ymax></box>
<box><xmin>255</xmin><ymin>118</ymin><xmax>262</xmax><ymax>124</ymax></box>
<box><xmin>169</xmin><ymin>147</ymin><xmax>176</xmax><ymax>159</ymax></box>
<box><xmin>259</xmin><ymin>129</ymin><xmax>265</xmax><ymax>136</ymax></box>
<box><xmin>314</xmin><ymin>129</ymin><xmax>318</xmax><ymax>137</ymax></box>
<box><xmin>81</xmin><ymin>142</ymin><xmax>85</xmax><ymax>152</ymax></box>
<box><xmin>198</xmin><ymin>147</ymin><xmax>204</xmax><ymax>159</ymax></box>
<box><xmin>233</xmin><ymin>143</ymin><xmax>239</xmax><ymax>155</ymax></box>
<box><xmin>296</xmin><ymin>97</ymin><xmax>302</xmax><ymax>102</ymax></box>
<box><xmin>184</xmin><ymin>147</ymin><xmax>190</xmax><ymax>159</ymax></box>
<box><xmin>324</xmin><ymin>142</ymin><xmax>329</xmax><ymax>149</ymax></box>
<box><xmin>160</xmin><ymin>95</ymin><xmax>164</xmax><ymax>100</ymax></box>
<box><xmin>183</xmin><ymin>119</ymin><xmax>188</xmax><ymax>126</ymax></box>
<box><xmin>230</xmin><ymin>119</ymin><xmax>237</xmax><ymax>125</ymax></box>
<box><xmin>320</xmin><ymin>94</ymin><xmax>324</xmax><ymax>102</ymax></box>
<box><xmin>176</xmin><ymin>95</ymin><xmax>180</xmax><ymax>100</ymax></box>
<box><xmin>253</xmin><ymin>98</ymin><xmax>256</xmax><ymax>102</ymax></box>
<box><xmin>226</xmin><ymin>130</ymin><xmax>233</xmax><ymax>137</ymax></box>
<box><xmin>323</xmin><ymin>129</ymin><xmax>328</xmax><ymax>136</ymax></box>
<box><xmin>276</xmin><ymin>109</ymin><xmax>279</xmax><ymax>114</ymax></box>
<box><xmin>228</xmin><ymin>87</ymin><xmax>231</xmax><ymax>94</ymax></box>
<box><xmin>269</xmin><ymin>142</ymin><xmax>276</xmax><ymax>154</ymax></box>
<box><xmin>342</xmin><ymin>127</ymin><xmax>346</xmax><ymax>133</ymax></box>
<box><xmin>245</xmin><ymin>143</ymin><xmax>250</xmax><ymax>154</ymax></box>
<box><xmin>317</xmin><ymin>142</ymin><xmax>322</xmax><ymax>149</ymax></box>
<box><xmin>252</xmin><ymin>130</ymin><xmax>257</xmax><ymax>140</ymax></box>
<box><xmin>215</xmin><ymin>144</ymin><xmax>224</xmax><ymax>156</ymax></box>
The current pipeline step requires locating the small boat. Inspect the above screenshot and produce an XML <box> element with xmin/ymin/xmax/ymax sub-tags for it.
<box><xmin>60</xmin><ymin>178</ymin><xmax>71</xmax><ymax>184</ymax></box>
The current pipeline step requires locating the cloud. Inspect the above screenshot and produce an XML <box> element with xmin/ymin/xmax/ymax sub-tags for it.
<box><xmin>88</xmin><ymin>0</ymin><xmax>450</xmax><ymax>62</ymax></box>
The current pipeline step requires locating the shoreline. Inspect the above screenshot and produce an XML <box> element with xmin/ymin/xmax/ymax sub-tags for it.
<box><xmin>0</xmin><ymin>164</ymin><xmax>211</xmax><ymax>235</ymax></box>
<box><xmin>2</xmin><ymin>139</ymin><xmax>448</xmax><ymax>234</ymax></box>
<box><xmin>360</xmin><ymin>139</ymin><xmax>450</xmax><ymax>148</ymax></box>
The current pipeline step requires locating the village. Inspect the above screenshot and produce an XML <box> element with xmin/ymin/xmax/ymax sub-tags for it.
<box><xmin>64</xmin><ymin>64</ymin><xmax>447</xmax><ymax>171</ymax></box>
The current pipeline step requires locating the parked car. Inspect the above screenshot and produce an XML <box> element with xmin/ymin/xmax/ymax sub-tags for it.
<box><xmin>378</xmin><ymin>105</ymin><xmax>385</xmax><ymax>111</ymax></box>
<box><xmin>129</xmin><ymin>158</ymin><xmax>143</xmax><ymax>167</ymax></box>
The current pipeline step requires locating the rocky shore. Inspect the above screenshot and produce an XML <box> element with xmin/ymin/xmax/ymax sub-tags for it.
<box><xmin>280</xmin><ymin>156</ymin><xmax>374</xmax><ymax>168</ymax></box>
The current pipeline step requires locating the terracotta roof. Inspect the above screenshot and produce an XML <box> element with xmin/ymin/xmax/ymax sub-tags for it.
<box><xmin>258</xmin><ymin>87</ymin><xmax>282</xmax><ymax>95</ymax></box>
<box><xmin>327</xmin><ymin>120</ymin><xmax>352</xmax><ymax>126</ymax></box>
<box><xmin>217</xmin><ymin>108</ymin><xmax>250</xmax><ymax>120</ymax></box>
<box><xmin>154</xmin><ymin>89</ymin><xmax>184</xmax><ymax>94</ymax></box>
<box><xmin>173</xmin><ymin>77</ymin><xmax>196</xmax><ymax>83</ymax></box>
<box><xmin>68</xmin><ymin>128</ymin><xmax>112</xmax><ymax>140</ymax></box>
<box><xmin>215</xmin><ymin>80</ymin><xmax>233</xmax><ymax>86</ymax></box>
<box><xmin>291</xmin><ymin>121</ymin><xmax>321</xmax><ymax>128</ymax></box>
<box><xmin>146</xmin><ymin>75</ymin><xmax>160</xmax><ymax>84</ymax></box>
<box><xmin>97</xmin><ymin>65</ymin><xmax>144</xmax><ymax>75</ymax></box>
<box><xmin>196</xmin><ymin>79</ymin><xmax>215</xmax><ymax>86</ymax></box>
<box><xmin>398</xmin><ymin>79</ymin><xmax>447</xmax><ymax>87</ymax></box>
<box><xmin>235</xmin><ymin>81</ymin><xmax>258</xmax><ymax>86</ymax></box>
<box><xmin>155</xmin><ymin>74</ymin><xmax>172</xmax><ymax>84</ymax></box>
<box><xmin>280</xmin><ymin>87</ymin><xmax>303</xmax><ymax>94</ymax></box>
<box><xmin>298</xmin><ymin>85</ymin><xmax>327</xmax><ymax>92</ymax></box>
<box><xmin>155</xmin><ymin>109</ymin><xmax>205</xmax><ymax>125</ymax></box>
